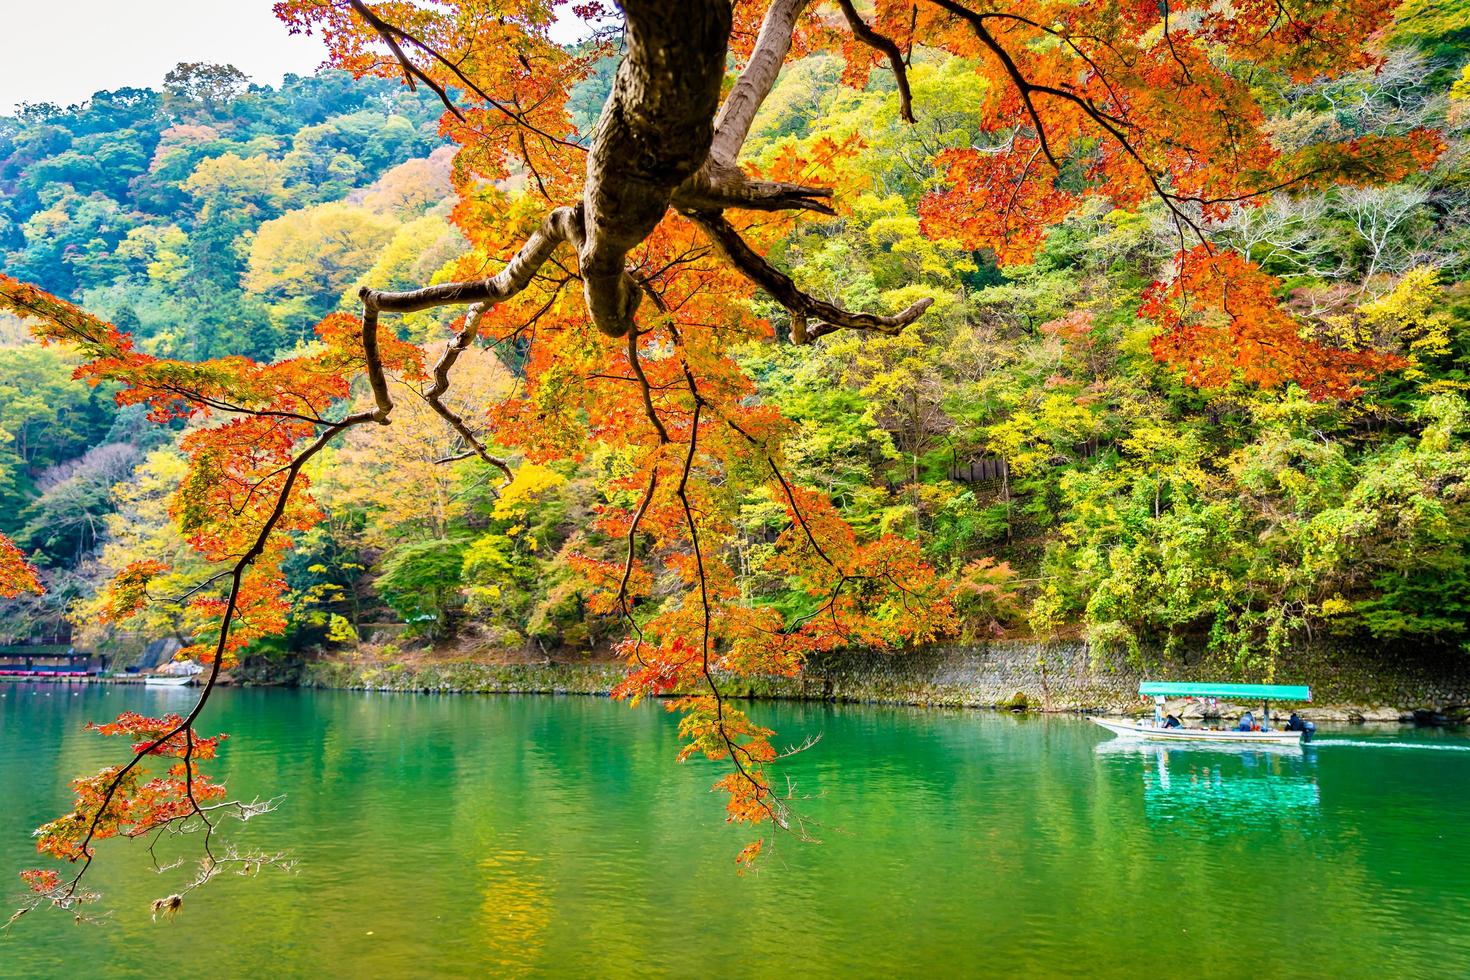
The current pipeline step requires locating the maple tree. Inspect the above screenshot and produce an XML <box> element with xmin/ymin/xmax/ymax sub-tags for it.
<box><xmin>0</xmin><ymin>534</ymin><xmax>42</xmax><ymax>599</ymax></box>
<box><xmin>1</xmin><ymin>0</ymin><xmax>1444</xmax><ymax>914</ymax></box>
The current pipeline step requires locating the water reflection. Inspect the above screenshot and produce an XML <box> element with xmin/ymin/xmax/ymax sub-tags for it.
<box><xmin>9</xmin><ymin>692</ymin><xmax>1470</xmax><ymax>977</ymax></box>
<box><xmin>1096</xmin><ymin>739</ymin><xmax>1320</xmax><ymax>833</ymax></box>
<box><xmin>478</xmin><ymin>850</ymin><xmax>550</xmax><ymax>971</ymax></box>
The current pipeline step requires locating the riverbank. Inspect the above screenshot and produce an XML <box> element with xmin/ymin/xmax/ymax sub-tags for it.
<box><xmin>298</xmin><ymin>639</ymin><xmax>1470</xmax><ymax>724</ymax></box>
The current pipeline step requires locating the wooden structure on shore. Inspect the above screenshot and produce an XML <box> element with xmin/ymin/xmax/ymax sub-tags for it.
<box><xmin>0</xmin><ymin>645</ymin><xmax>103</xmax><ymax>678</ymax></box>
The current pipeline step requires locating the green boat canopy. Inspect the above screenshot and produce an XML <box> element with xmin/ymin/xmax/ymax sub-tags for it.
<box><xmin>1138</xmin><ymin>681</ymin><xmax>1311</xmax><ymax>702</ymax></box>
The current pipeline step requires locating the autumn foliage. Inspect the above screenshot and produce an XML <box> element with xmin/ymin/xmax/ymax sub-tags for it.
<box><xmin>32</xmin><ymin>714</ymin><xmax>228</xmax><ymax>862</ymax></box>
<box><xmin>1141</xmin><ymin>247</ymin><xmax>1408</xmax><ymax>399</ymax></box>
<box><xmin>2</xmin><ymin>0</ymin><xmax>1443</xmax><ymax>907</ymax></box>
<box><xmin>0</xmin><ymin>534</ymin><xmax>42</xmax><ymax>599</ymax></box>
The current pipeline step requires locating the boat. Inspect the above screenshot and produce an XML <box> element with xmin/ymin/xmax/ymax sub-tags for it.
<box><xmin>1091</xmin><ymin>681</ymin><xmax>1315</xmax><ymax>747</ymax></box>
<box><xmin>144</xmin><ymin>674</ymin><xmax>194</xmax><ymax>687</ymax></box>
<box><xmin>144</xmin><ymin>659</ymin><xmax>205</xmax><ymax>687</ymax></box>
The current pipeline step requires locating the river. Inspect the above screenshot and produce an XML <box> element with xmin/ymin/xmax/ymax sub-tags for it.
<box><xmin>3</xmin><ymin>683</ymin><xmax>1469</xmax><ymax>977</ymax></box>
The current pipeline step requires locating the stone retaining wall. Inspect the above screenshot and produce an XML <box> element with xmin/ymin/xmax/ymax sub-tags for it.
<box><xmin>304</xmin><ymin>658</ymin><xmax>628</xmax><ymax>695</ymax></box>
<box><xmin>302</xmin><ymin>639</ymin><xmax>1470</xmax><ymax>721</ymax></box>
<box><xmin>743</xmin><ymin>641</ymin><xmax>1470</xmax><ymax>720</ymax></box>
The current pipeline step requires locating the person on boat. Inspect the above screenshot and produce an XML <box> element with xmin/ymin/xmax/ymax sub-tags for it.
<box><xmin>1285</xmin><ymin>713</ymin><xmax>1316</xmax><ymax>740</ymax></box>
<box><xmin>1162</xmin><ymin>714</ymin><xmax>1182</xmax><ymax>729</ymax></box>
<box><xmin>1235</xmin><ymin>710</ymin><xmax>1254</xmax><ymax>732</ymax></box>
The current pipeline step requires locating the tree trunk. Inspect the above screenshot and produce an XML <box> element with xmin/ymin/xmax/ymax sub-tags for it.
<box><xmin>579</xmin><ymin>0</ymin><xmax>732</xmax><ymax>336</ymax></box>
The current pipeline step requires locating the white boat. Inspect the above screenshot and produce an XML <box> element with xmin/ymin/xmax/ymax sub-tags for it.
<box><xmin>1090</xmin><ymin>716</ymin><xmax>1304</xmax><ymax>746</ymax></box>
<box><xmin>1092</xmin><ymin>680</ymin><xmax>1316</xmax><ymax>748</ymax></box>
<box><xmin>144</xmin><ymin>674</ymin><xmax>194</xmax><ymax>687</ymax></box>
<box><xmin>144</xmin><ymin>660</ymin><xmax>205</xmax><ymax>687</ymax></box>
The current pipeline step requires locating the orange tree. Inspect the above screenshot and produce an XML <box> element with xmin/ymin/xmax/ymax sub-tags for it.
<box><xmin>1</xmin><ymin>0</ymin><xmax>1440</xmax><ymax>915</ymax></box>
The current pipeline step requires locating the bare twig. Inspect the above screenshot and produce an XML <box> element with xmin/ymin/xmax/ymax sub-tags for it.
<box><xmin>419</xmin><ymin>305</ymin><xmax>514</xmax><ymax>484</ymax></box>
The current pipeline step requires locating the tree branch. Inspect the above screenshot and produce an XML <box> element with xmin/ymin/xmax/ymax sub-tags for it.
<box><xmin>421</xmin><ymin>305</ymin><xmax>514</xmax><ymax>483</ymax></box>
<box><xmin>686</xmin><ymin>210</ymin><xmax>933</xmax><ymax>343</ymax></box>
<box><xmin>836</xmin><ymin>0</ymin><xmax>915</xmax><ymax>123</ymax></box>
<box><xmin>360</xmin><ymin>206</ymin><xmax>583</xmax><ymax>314</ymax></box>
<box><xmin>344</xmin><ymin>0</ymin><xmax>585</xmax><ymax>154</ymax></box>
<box><xmin>671</xmin><ymin>172</ymin><xmax>837</xmax><ymax>216</ymax></box>
<box><xmin>63</xmin><ymin>408</ymin><xmax>378</xmax><ymax>898</ymax></box>
<box><xmin>709</xmin><ymin>0</ymin><xmax>813</xmax><ymax>167</ymax></box>
<box><xmin>579</xmin><ymin>0</ymin><xmax>732</xmax><ymax>337</ymax></box>
<box><xmin>627</xmin><ymin>329</ymin><xmax>671</xmax><ymax>444</ymax></box>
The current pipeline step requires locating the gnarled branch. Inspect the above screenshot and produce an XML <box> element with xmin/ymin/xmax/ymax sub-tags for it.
<box><xmin>421</xmin><ymin>305</ymin><xmax>514</xmax><ymax>483</ymax></box>
<box><xmin>579</xmin><ymin>0</ymin><xmax>733</xmax><ymax>337</ymax></box>
<box><xmin>836</xmin><ymin>0</ymin><xmax>915</xmax><ymax>123</ymax></box>
<box><xmin>360</xmin><ymin>206</ymin><xmax>584</xmax><ymax>315</ymax></box>
<box><xmin>686</xmin><ymin>210</ymin><xmax>934</xmax><ymax>344</ymax></box>
<box><xmin>672</xmin><ymin>168</ymin><xmax>837</xmax><ymax>216</ymax></box>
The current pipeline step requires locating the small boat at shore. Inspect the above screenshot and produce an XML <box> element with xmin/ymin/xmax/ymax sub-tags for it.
<box><xmin>144</xmin><ymin>674</ymin><xmax>194</xmax><ymax>687</ymax></box>
<box><xmin>1092</xmin><ymin>681</ymin><xmax>1315</xmax><ymax>747</ymax></box>
<box><xmin>144</xmin><ymin>659</ymin><xmax>205</xmax><ymax>687</ymax></box>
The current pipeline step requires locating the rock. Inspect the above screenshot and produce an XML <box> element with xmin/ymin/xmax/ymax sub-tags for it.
<box><xmin>136</xmin><ymin>637</ymin><xmax>182</xmax><ymax>670</ymax></box>
<box><xmin>1000</xmin><ymin>691</ymin><xmax>1030</xmax><ymax>711</ymax></box>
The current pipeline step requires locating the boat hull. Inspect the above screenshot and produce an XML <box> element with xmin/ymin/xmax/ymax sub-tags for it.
<box><xmin>1090</xmin><ymin>716</ymin><xmax>1303</xmax><ymax>746</ymax></box>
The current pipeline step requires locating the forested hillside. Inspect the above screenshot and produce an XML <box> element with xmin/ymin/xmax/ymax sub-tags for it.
<box><xmin>0</xmin><ymin>65</ymin><xmax>453</xmax><ymax>641</ymax></box>
<box><xmin>4</xmin><ymin>3</ymin><xmax>1470</xmax><ymax>678</ymax></box>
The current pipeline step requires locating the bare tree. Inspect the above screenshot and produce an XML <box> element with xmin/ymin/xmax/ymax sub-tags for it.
<box><xmin>1216</xmin><ymin>195</ymin><xmax>1347</xmax><ymax>279</ymax></box>
<box><xmin>1335</xmin><ymin>184</ymin><xmax>1434</xmax><ymax>288</ymax></box>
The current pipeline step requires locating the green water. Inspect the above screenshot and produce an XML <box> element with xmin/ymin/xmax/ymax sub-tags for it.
<box><xmin>3</xmin><ymin>684</ymin><xmax>1469</xmax><ymax>978</ymax></box>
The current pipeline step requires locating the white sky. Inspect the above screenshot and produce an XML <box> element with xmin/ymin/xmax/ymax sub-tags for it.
<box><xmin>3</xmin><ymin>2</ymin><xmax>600</xmax><ymax>115</ymax></box>
<box><xmin>2</xmin><ymin>1</ymin><xmax>333</xmax><ymax>113</ymax></box>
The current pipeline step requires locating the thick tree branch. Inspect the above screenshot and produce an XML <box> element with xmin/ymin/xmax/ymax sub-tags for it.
<box><xmin>672</xmin><ymin>0</ymin><xmax>846</xmax><ymax>223</ymax></box>
<box><xmin>836</xmin><ymin>0</ymin><xmax>915</xmax><ymax>123</ymax></box>
<box><xmin>671</xmin><ymin>172</ymin><xmax>837</xmax><ymax>216</ymax></box>
<box><xmin>709</xmin><ymin>0</ymin><xmax>813</xmax><ymax>167</ymax></box>
<box><xmin>359</xmin><ymin>206</ymin><xmax>603</xmax><ymax>477</ymax></box>
<box><xmin>579</xmin><ymin>0</ymin><xmax>732</xmax><ymax>337</ymax></box>
<box><xmin>360</xmin><ymin>206</ymin><xmax>583</xmax><ymax>315</ymax></box>
<box><xmin>687</xmin><ymin>210</ymin><xmax>933</xmax><ymax>343</ymax></box>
